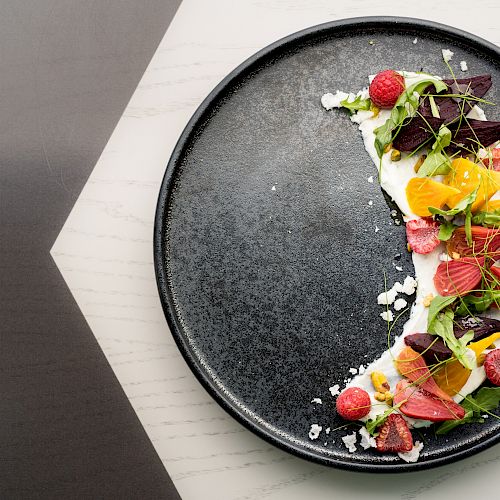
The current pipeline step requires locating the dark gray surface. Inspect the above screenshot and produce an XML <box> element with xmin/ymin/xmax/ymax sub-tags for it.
<box><xmin>156</xmin><ymin>19</ymin><xmax>500</xmax><ymax>471</ymax></box>
<box><xmin>1</xmin><ymin>1</ymin><xmax>181</xmax><ymax>497</ymax></box>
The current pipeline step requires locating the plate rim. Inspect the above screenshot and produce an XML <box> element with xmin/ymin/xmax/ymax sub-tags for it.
<box><xmin>154</xmin><ymin>16</ymin><xmax>500</xmax><ymax>472</ymax></box>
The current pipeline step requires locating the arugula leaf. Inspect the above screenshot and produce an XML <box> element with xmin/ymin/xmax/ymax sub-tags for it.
<box><xmin>455</xmin><ymin>291</ymin><xmax>500</xmax><ymax>315</ymax></box>
<box><xmin>365</xmin><ymin>407</ymin><xmax>396</xmax><ymax>436</ymax></box>
<box><xmin>436</xmin><ymin>387</ymin><xmax>500</xmax><ymax>435</ymax></box>
<box><xmin>427</xmin><ymin>295</ymin><xmax>457</xmax><ymax>328</ymax></box>
<box><xmin>472</xmin><ymin>209</ymin><xmax>500</xmax><ymax>227</ymax></box>
<box><xmin>417</xmin><ymin>126</ymin><xmax>452</xmax><ymax>177</ymax></box>
<box><xmin>340</xmin><ymin>95</ymin><xmax>371</xmax><ymax>113</ymax></box>
<box><xmin>428</xmin><ymin>308</ymin><xmax>475</xmax><ymax>369</ymax></box>
<box><xmin>374</xmin><ymin>78</ymin><xmax>447</xmax><ymax>158</ymax></box>
<box><xmin>428</xmin><ymin>187</ymin><xmax>478</xmax><ymax>217</ymax></box>
<box><xmin>438</xmin><ymin>221</ymin><xmax>457</xmax><ymax>241</ymax></box>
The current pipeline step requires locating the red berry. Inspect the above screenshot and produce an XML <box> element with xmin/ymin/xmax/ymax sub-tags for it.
<box><xmin>484</xmin><ymin>349</ymin><xmax>500</xmax><ymax>386</ymax></box>
<box><xmin>481</xmin><ymin>148</ymin><xmax>500</xmax><ymax>171</ymax></box>
<box><xmin>376</xmin><ymin>413</ymin><xmax>413</xmax><ymax>453</ymax></box>
<box><xmin>336</xmin><ymin>387</ymin><xmax>371</xmax><ymax>420</ymax></box>
<box><xmin>369</xmin><ymin>70</ymin><xmax>405</xmax><ymax>109</ymax></box>
<box><xmin>406</xmin><ymin>218</ymin><xmax>440</xmax><ymax>254</ymax></box>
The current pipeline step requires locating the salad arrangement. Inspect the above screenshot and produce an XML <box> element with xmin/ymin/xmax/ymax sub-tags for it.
<box><xmin>320</xmin><ymin>53</ymin><xmax>500</xmax><ymax>461</ymax></box>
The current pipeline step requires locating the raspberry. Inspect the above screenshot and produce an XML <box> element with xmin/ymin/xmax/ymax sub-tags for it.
<box><xmin>369</xmin><ymin>70</ymin><xmax>405</xmax><ymax>109</ymax></box>
<box><xmin>406</xmin><ymin>218</ymin><xmax>440</xmax><ymax>254</ymax></box>
<box><xmin>336</xmin><ymin>387</ymin><xmax>371</xmax><ymax>420</ymax></box>
<box><xmin>376</xmin><ymin>413</ymin><xmax>413</xmax><ymax>453</ymax></box>
<box><xmin>484</xmin><ymin>349</ymin><xmax>500</xmax><ymax>386</ymax></box>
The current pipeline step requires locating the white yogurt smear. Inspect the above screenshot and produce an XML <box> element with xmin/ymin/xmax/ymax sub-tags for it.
<box><xmin>338</xmin><ymin>72</ymin><xmax>497</xmax><ymax>424</ymax></box>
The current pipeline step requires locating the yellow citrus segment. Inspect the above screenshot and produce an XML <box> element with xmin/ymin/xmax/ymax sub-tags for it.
<box><xmin>433</xmin><ymin>332</ymin><xmax>500</xmax><ymax>396</ymax></box>
<box><xmin>444</xmin><ymin>158</ymin><xmax>500</xmax><ymax>213</ymax></box>
<box><xmin>406</xmin><ymin>177</ymin><xmax>461</xmax><ymax>217</ymax></box>
<box><xmin>479</xmin><ymin>198</ymin><xmax>500</xmax><ymax>212</ymax></box>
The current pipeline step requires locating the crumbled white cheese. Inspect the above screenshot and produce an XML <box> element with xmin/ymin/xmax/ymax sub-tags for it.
<box><xmin>380</xmin><ymin>310</ymin><xmax>394</xmax><ymax>322</ymax></box>
<box><xmin>395</xmin><ymin>265</ymin><xmax>403</xmax><ymax>271</ymax></box>
<box><xmin>321</xmin><ymin>90</ymin><xmax>350</xmax><ymax>110</ymax></box>
<box><xmin>439</xmin><ymin>252</ymin><xmax>452</xmax><ymax>262</ymax></box>
<box><xmin>398</xmin><ymin>441</ymin><xmax>424</xmax><ymax>463</ymax></box>
<box><xmin>308</xmin><ymin>424</ymin><xmax>322</xmax><ymax>440</ymax></box>
<box><xmin>394</xmin><ymin>298</ymin><xmax>408</xmax><ymax>311</ymax></box>
<box><xmin>460</xmin><ymin>60</ymin><xmax>468</xmax><ymax>72</ymax></box>
<box><xmin>358</xmin><ymin>364</ymin><xmax>366</xmax><ymax>375</ymax></box>
<box><xmin>359</xmin><ymin>426</ymin><xmax>377</xmax><ymax>450</ymax></box>
<box><xmin>377</xmin><ymin>288</ymin><xmax>398</xmax><ymax>305</ymax></box>
<box><xmin>375</xmin><ymin>225</ymin><xmax>380</xmax><ymax>233</ymax></box>
<box><xmin>368</xmin><ymin>200</ymin><xmax>373</xmax><ymax>206</ymax></box>
<box><xmin>393</xmin><ymin>281</ymin><xmax>404</xmax><ymax>293</ymax></box>
<box><xmin>271</xmin><ymin>185</ymin><xmax>276</xmax><ymax>191</ymax></box>
<box><xmin>401</xmin><ymin>275</ymin><xmax>418</xmax><ymax>295</ymax></box>
<box><xmin>341</xmin><ymin>431</ymin><xmax>358</xmax><ymax>453</ymax></box>
<box><xmin>349</xmin><ymin>367</ymin><xmax>358</xmax><ymax>375</ymax></box>
<box><xmin>367</xmin><ymin>176</ymin><xmax>374</xmax><ymax>183</ymax></box>
<box><xmin>329</xmin><ymin>384</ymin><xmax>340</xmax><ymax>397</ymax></box>
<box><xmin>325</xmin><ymin>427</ymin><xmax>331</xmax><ymax>434</ymax></box>
<box><xmin>442</xmin><ymin>49</ymin><xmax>454</xmax><ymax>62</ymax></box>
<box><xmin>311</xmin><ymin>398</ymin><xmax>322</xmax><ymax>404</ymax></box>
<box><xmin>412</xmin><ymin>38</ymin><xmax>418</xmax><ymax>45</ymax></box>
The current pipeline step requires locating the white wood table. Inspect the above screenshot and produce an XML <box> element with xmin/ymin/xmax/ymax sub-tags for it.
<box><xmin>51</xmin><ymin>1</ymin><xmax>500</xmax><ymax>498</ymax></box>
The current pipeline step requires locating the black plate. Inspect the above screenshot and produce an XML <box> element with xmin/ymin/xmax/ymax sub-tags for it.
<box><xmin>154</xmin><ymin>17</ymin><xmax>500</xmax><ymax>471</ymax></box>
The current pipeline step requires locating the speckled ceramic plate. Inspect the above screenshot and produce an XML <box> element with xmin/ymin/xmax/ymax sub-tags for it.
<box><xmin>154</xmin><ymin>17</ymin><xmax>500</xmax><ymax>471</ymax></box>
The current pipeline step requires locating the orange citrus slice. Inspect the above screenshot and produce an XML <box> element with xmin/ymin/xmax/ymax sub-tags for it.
<box><xmin>406</xmin><ymin>177</ymin><xmax>461</xmax><ymax>217</ymax></box>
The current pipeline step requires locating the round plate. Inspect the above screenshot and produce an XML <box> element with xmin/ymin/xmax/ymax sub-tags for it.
<box><xmin>154</xmin><ymin>17</ymin><xmax>500</xmax><ymax>471</ymax></box>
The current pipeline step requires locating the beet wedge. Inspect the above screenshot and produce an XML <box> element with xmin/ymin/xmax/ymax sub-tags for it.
<box><xmin>447</xmin><ymin>226</ymin><xmax>500</xmax><ymax>258</ymax></box>
<box><xmin>394</xmin><ymin>380</ymin><xmax>466</xmax><ymax>422</ymax></box>
<box><xmin>393</xmin><ymin>75</ymin><xmax>494</xmax><ymax>152</ymax></box>
<box><xmin>395</xmin><ymin>346</ymin><xmax>453</xmax><ymax>402</ymax></box>
<box><xmin>447</xmin><ymin>119</ymin><xmax>500</xmax><ymax>153</ymax></box>
<box><xmin>433</xmin><ymin>256</ymin><xmax>485</xmax><ymax>296</ymax></box>
<box><xmin>405</xmin><ymin>316</ymin><xmax>500</xmax><ymax>363</ymax></box>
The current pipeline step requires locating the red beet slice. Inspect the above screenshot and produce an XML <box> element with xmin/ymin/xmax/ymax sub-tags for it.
<box><xmin>434</xmin><ymin>256</ymin><xmax>485</xmax><ymax>296</ymax></box>
<box><xmin>393</xmin><ymin>116</ymin><xmax>445</xmax><ymax>152</ymax></box>
<box><xmin>394</xmin><ymin>380</ymin><xmax>466</xmax><ymax>422</ymax></box>
<box><xmin>447</xmin><ymin>226</ymin><xmax>500</xmax><ymax>258</ymax></box>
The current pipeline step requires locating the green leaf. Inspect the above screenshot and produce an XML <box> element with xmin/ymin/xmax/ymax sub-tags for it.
<box><xmin>438</xmin><ymin>221</ymin><xmax>457</xmax><ymax>241</ymax></box>
<box><xmin>428</xmin><ymin>186</ymin><xmax>478</xmax><ymax>217</ymax></box>
<box><xmin>427</xmin><ymin>295</ymin><xmax>457</xmax><ymax>328</ymax></box>
<box><xmin>365</xmin><ymin>407</ymin><xmax>395</xmax><ymax>436</ymax></box>
<box><xmin>455</xmin><ymin>291</ymin><xmax>500</xmax><ymax>315</ymax></box>
<box><xmin>373</xmin><ymin>78</ymin><xmax>447</xmax><ymax>158</ymax></box>
<box><xmin>428</xmin><ymin>307</ymin><xmax>475</xmax><ymax>370</ymax></box>
<box><xmin>436</xmin><ymin>387</ymin><xmax>500</xmax><ymax>435</ymax></box>
<box><xmin>417</xmin><ymin>126</ymin><xmax>452</xmax><ymax>177</ymax></box>
<box><xmin>340</xmin><ymin>95</ymin><xmax>371</xmax><ymax>112</ymax></box>
<box><xmin>472</xmin><ymin>209</ymin><xmax>500</xmax><ymax>227</ymax></box>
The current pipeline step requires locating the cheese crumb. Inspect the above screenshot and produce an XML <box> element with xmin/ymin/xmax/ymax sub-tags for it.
<box><xmin>394</xmin><ymin>298</ymin><xmax>407</xmax><ymax>311</ymax></box>
<box><xmin>311</xmin><ymin>398</ymin><xmax>322</xmax><ymax>404</ymax></box>
<box><xmin>377</xmin><ymin>288</ymin><xmax>398</xmax><ymax>305</ymax></box>
<box><xmin>341</xmin><ymin>431</ymin><xmax>358</xmax><ymax>453</ymax></box>
<box><xmin>398</xmin><ymin>441</ymin><xmax>424</xmax><ymax>463</ymax></box>
<box><xmin>395</xmin><ymin>265</ymin><xmax>403</xmax><ymax>271</ymax></box>
<box><xmin>368</xmin><ymin>200</ymin><xmax>373</xmax><ymax>206</ymax></box>
<box><xmin>321</xmin><ymin>91</ymin><xmax>350</xmax><ymax>110</ymax></box>
<box><xmin>367</xmin><ymin>176</ymin><xmax>374</xmax><ymax>183</ymax></box>
<box><xmin>412</xmin><ymin>38</ymin><xmax>418</xmax><ymax>44</ymax></box>
<box><xmin>271</xmin><ymin>185</ymin><xmax>276</xmax><ymax>191</ymax></box>
<box><xmin>349</xmin><ymin>367</ymin><xmax>358</xmax><ymax>375</ymax></box>
<box><xmin>401</xmin><ymin>275</ymin><xmax>417</xmax><ymax>295</ymax></box>
<box><xmin>329</xmin><ymin>384</ymin><xmax>340</xmax><ymax>397</ymax></box>
<box><xmin>325</xmin><ymin>427</ymin><xmax>331</xmax><ymax>434</ymax></box>
<box><xmin>308</xmin><ymin>424</ymin><xmax>322</xmax><ymax>440</ymax></box>
<box><xmin>375</xmin><ymin>225</ymin><xmax>380</xmax><ymax>233</ymax></box>
<box><xmin>442</xmin><ymin>49</ymin><xmax>454</xmax><ymax>62</ymax></box>
<box><xmin>380</xmin><ymin>310</ymin><xmax>394</xmax><ymax>322</ymax></box>
<box><xmin>359</xmin><ymin>427</ymin><xmax>377</xmax><ymax>450</ymax></box>
<box><xmin>460</xmin><ymin>60</ymin><xmax>468</xmax><ymax>72</ymax></box>
<box><xmin>358</xmin><ymin>364</ymin><xmax>366</xmax><ymax>375</ymax></box>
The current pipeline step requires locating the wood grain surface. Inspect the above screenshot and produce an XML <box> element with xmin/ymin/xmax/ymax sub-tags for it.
<box><xmin>51</xmin><ymin>1</ymin><xmax>500</xmax><ymax>498</ymax></box>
